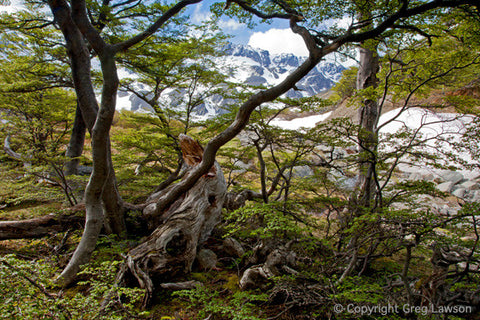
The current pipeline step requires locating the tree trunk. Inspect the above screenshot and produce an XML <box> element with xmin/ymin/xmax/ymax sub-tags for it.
<box><xmin>354</xmin><ymin>17</ymin><xmax>380</xmax><ymax>209</ymax></box>
<box><xmin>48</xmin><ymin>0</ymin><xmax>126</xmax><ymax>286</ymax></box>
<box><xmin>3</xmin><ymin>135</ymin><xmax>31</xmax><ymax>169</ymax></box>
<box><xmin>253</xmin><ymin>140</ymin><xmax>268</xmax><ymax>203</ymax></box>
<box><xmin>119</xmin><ymin>135</ymin><xmax>227</xmax><ymax>306</ymax></box>
<box><xmin>65</xmin><ymin>102</ymin><xmax>86</xmax><ymax>176</ymax></box>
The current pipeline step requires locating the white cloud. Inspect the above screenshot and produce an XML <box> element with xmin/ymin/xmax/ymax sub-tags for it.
<box><xmin>0</xmin><ymin>0</ymin><xmax>25</xmax><ymax>13</ymax></box>
<box><xmin>191</xmin><ymin>4</ymin><xmax>244</xmax><ymax>32</ymax></box>
<box><xmin>218</xmin><ymin>19</ymin><xmax>245</xmax><ymax>31</ymax></box>
<box><xmin>249</xmin><ymin>27</ymin><xmax>358</xmax><ymax>67</ymax></box>
<box><xmin>191</xmin><ymin>3</ymin><xmax>211</xmax><ymax>24</ymax></box>
<box><xmin>248</xmin><ymin>28</ymin><xmax>308</xmax><ymax>57</ymax></box>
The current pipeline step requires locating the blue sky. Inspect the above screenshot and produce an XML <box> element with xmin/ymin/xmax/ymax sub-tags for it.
<box><xmin>0</xmin><ymin>0</ymin><xmax>308</xmax><ymax>55</ymax></box>
<box><xmin>186</xmin><ymin>0</ymin><xmax>355</xmax><ymax>62</ymax></box>
<box><xmin>188</xmin><ymin>1</ymin><xmax>311</xmax><ymax>56</ymax></box>
<box><xmin>0</xmin><ymin>0</ymin><xmax>353</xmax><ymax>60</ymax></box>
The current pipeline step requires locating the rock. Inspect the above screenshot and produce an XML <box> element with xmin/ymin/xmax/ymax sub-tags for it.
<box><xmin>332</xmin><ymin>148</ymin><xmax>347</xmax><ymax>159</ymax></box>
<box><xmin>452</xmin><ymin>188</ymin><xmax>466</xmax><ymax>198</ymax></box>
<box><xmin>292</xmin><ymin>165</ymin><xmax>314</xmax><ymax>178</ymax></box>
<box><xmin>409</xmin><ymin>172</ymin><xmax>422</xmax><ymax>181</ymax></box>
<box><xmin>233</xmin><ymin>159</ymin><xmax>251</xmax><ymax>170</ymax></box>
<box><xmin>328</xmin><ymin>171</ymin><xmax>358</xmax><ymax>192</ymax></box>
<box><xmin>463</xmin><ymin>171</ymin><xmax>480</xmax><ymax>181</ymax></box>
<box><xmin>196</xmin><ymin>249</ymin><xmax>218</xmax><ymax>270</ymax></box>
<box><xmin>77</xmin><ymin>165</ymin><xmax>93</xmax><ymax>176</ymax></box>
<box><xmin>457</xmin><ymin>262</ymin><xmax>480</xmax><ymax>273</ymax></box>
<box><xmin>437</xmin><ymin>181</ymin><xmax>456</xmax><ymax>193</ymax></box>
<box><xmin>439</xmin><ymin>204</ymin><xmax>453</xmax><ymax>215</ymax></box>
<box><xmin>223</xmin><ymin>237</ymin><xmax>245</xmax><ymax>258</ymax></box>
<box><xmin>308</xmin><ymin>154</ymin><xmax>328</xmax><ymax>166</ymax></box>
<box><xmin>422</xmin><ymin>173</ymin><xmax>435</xmax><ymax>181</ymax></box>
<box><xmin>439</xmin><ymin>171</ymin><xmax>464</xmax><ymax>185</ymax></box>
<box><xmin>471</xmin><ymin>191</ymin><xmax>480</xmax><ymax>202</ymax></box>
<box><xmin>460</xmin><ymin>180</ymin><xmax>479</xmax><ymax>191</ymax></box>
<box><xmin>315</xmin><ymin>144</ymin><xmax>331</xmax><ymax>153</ymax></box>
<box><xmin>239</xmin><ymin>266</ymin><xmax>269</xmax><ymax>290</ymax></box>
<box><xmin>461</xmin><ymin>235</ymin><xmax>477</xmax><ymax>242</ymax></box>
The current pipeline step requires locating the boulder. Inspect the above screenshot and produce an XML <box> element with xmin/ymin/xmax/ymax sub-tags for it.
<box><xmin>409</xmin><ymin>172</ymin><xmax>422</xmax><ymax>181</ymax></box>
<box><xmin>239</xmin><ymin>266</ymin><xmax>269</xmax><ymax>290</ymax></box>
<box><xmin>452</xmin><ymin>188</ymin><xmax>466</xmax><ymax>198</ymax></box>
<box><xmin>292</xmin><ymin>165</ymin><xmax>314</xmax><ymax>178</ymax></box>
<box><xmin>233</xmin><ymin>159</ymin><xmax>252</xmax><ymax>170</ymax></box>
<box><xmin>437</xmin><ymin>181</ymin><xmax>456</xmax><ymax>193</ymax></box>
<box><xmin>77</xmin><ymin>165</ymin><xmax>93</xmax><ymax>176</ymax></box>
<box><xmin>223</xmin><ymin>237</ymin><xmax>245</xmax><ymax>258</ymax></box>
<box><xmin>459</xmin><ymin>181</ymin><xmax>479</xmax><ymax>191</ymax></box>
<box><xmin>196</xmin><ymin>249</ymin><xmax>218</xmax><ymax>270</ymax></box>
<box><xmin>422</xmin><ymin>173</ymin><xmax>435</xmax><ymax>181</ymax></box>
<box><xmin>471</xmin><ymin>191</ymin><xmax>480</xmax><ymax>202</ymax></box>
<box><xmin>463</xmin><ymin>171</ymin><xmax>480</xmax><ymax>181</ymax></box>
<box><xmin>439</xmin><ymin>171</ymin><xmax>464</xmax><ymax>185</ymax></box>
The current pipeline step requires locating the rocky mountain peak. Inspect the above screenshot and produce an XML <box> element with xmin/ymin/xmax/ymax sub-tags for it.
<box><xmin>222</xmin><ymin>43</ymin><xmax>271</xmax><ymax>67</ymax></box>
<box><xmin>117</xmin><ymin>42</ymin><xmax>346</xmax><ymax>116</ymax></box>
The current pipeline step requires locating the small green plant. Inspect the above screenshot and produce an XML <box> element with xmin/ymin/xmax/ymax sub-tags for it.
<box><xmin>0</xmin><ymin>255</ymin><xmax>145</xmax><ymax>320</ymax></box>
<box><xmin>174</xmin><ymin>284</ymin><xmax>268</xmax><ymax>320</ymax></box>
<box><xmin>223</xmin><ymin>201</ymin><xmax>313</xmax><ymax>241</ymax></box>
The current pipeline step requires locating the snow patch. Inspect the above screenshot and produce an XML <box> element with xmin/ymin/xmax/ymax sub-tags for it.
<box><xmin>378</xmin><ymin>107</ymin><xmax>478</xmax><ymax>175</ymax></box>
<box><xmin>270</xmin><ymin>112</ymin><xmax>332</xmax><ymax>130</ymax></box>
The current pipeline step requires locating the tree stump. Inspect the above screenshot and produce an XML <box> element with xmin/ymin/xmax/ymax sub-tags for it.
<box><xmin>119</xmin><ymin>135</ymin><xmax>227</xmax><ymax>306</ymax></box>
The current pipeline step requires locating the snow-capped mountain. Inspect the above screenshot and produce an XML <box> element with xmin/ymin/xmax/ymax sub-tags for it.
<box><xmin>220</xmin><ymin>43</ymin><xmax>344</xmax><ymax>98</ymax></box>
<box><xmin>116</xmin><ymin>43</ymin><xmax>345</xmax><ymax>116</ymax></box>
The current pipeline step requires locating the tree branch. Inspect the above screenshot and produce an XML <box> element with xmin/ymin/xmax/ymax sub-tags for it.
<box><xmin>113</xmin><ymin>0</ymin><xmax>203</xmax><ymax>53</ymax></box>
<box><xmin>70</xmin><ymin>0</ymin><xmax>108</xmax><ymax>56</ymax></box>
<box><xmin>229</xmin><ymin>0</ymin><xmax>291</xmax><ymax>19</ymax></box>
<box><xmin>338</xmin><ymin>0</ymin><xmax>480</xmax><ymax>45</ymax></box>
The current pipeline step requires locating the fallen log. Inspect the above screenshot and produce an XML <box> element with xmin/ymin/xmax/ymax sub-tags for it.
<box><xmin>0</xmin><ymin>213</ymin><xmax>84</xmax><ymax>240</ymax></box>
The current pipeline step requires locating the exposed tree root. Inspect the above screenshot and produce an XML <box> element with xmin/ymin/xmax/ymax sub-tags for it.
<box><xmin>118</xmin><ymin>135</ymin><xmax>227</xmax><ymax>307</ymax></box>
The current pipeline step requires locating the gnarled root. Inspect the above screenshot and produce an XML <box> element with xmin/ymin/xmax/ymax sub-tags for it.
<box><xmin>118</xmin><ymin>136</ymin><xmax>226</xmax><ymax>307</ymax></box>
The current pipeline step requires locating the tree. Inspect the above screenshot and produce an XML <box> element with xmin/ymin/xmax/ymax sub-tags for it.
<box><xmin>113</xmin><ymin>23</ymin><xmax>229</xmax><ymax>193</ymax></box>
<box><xmin>2</xmin><ymin>0</ymin><xmax>480</xmax><ymax>295</ymax></box>
<box><xmin>0</xmin><ymin>15</ymin><xmax>79</xmax><ymax>204</ymax></box>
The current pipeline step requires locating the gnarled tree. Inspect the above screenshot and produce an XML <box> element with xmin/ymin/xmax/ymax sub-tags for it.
<box><xmin>3</xmin><ymin>0</ymin><xmax>479</xmax><ymax>290</ymax></box>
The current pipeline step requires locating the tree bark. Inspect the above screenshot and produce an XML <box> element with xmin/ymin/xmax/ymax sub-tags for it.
<box><xmin>65</xmin><ymin>102</ymin><xmax>86</xmax><ymax>176</ymax></box>
<box><xmin>120</xmin><ymin>135</ymin><xmax>227</xmax><ymax>306</ymax></box>
<box><xmin>0</xmin><ymin>214</ymin><xmax>83</xmax><ymax>240</ymax></box>
<box><xmin>3</xmin><ymin>135</ymin><xmax>32</xmax><ymax>169</ymax></box>
<box><xmin>253</xmin><ymin>139</ymin><xmax>268</xmax><ymax>203</ymax></box>
<box><xmin>48</xmin><ymin>0</ymin><xmax>125</xmax><ymax>286</ymax></box>
<box><xmin>354</xmin><ymin>13</ymin><xmax>380</xmax><ymax>209</ymax></box>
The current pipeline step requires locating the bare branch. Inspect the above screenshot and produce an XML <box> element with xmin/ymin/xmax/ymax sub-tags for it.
<box><xmin>391</xmin><ymin>23</ymin><xmax>438</xmax><ymax>45</ymax></box>
<box><xmin>113</xmin><ymin>0</ymin><xmax>203</xmax><ymax>53</ymax></box>
<box><xmin>229</xmin><ymin>0</ymin><xmax>291</xmax><ymax>20</ymax></box>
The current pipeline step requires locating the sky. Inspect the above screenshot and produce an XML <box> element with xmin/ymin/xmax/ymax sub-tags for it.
<box><xmin>1</xmin><ymin>0</ymin><xmax>354</xmax><ymax>63</ymax></box>
<box><xmin>189</xmin><ymin>2</ymin><xmax>356</xmax><ymax>64</ymax></box>
<box><xmin>189</xmin><ymin>2</ymin><xmax>309</xmax><ymax>55</ymax></box>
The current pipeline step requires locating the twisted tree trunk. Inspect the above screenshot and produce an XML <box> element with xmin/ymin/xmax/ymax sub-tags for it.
<box><xmin>119</xmin><ymin>135</ymin><xmax>227</xmax><ymax>306</ymax></box>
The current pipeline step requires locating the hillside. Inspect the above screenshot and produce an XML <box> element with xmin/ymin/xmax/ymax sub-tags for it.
<box><xmin>115</xmin><ymin>43</ymin><xmax>346</xmax><ymax>116</ymax></box>
<box><xmin>1</xmin><ymin>3</ymin><xmax>480</xmax><ymax>318</ymax></box>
